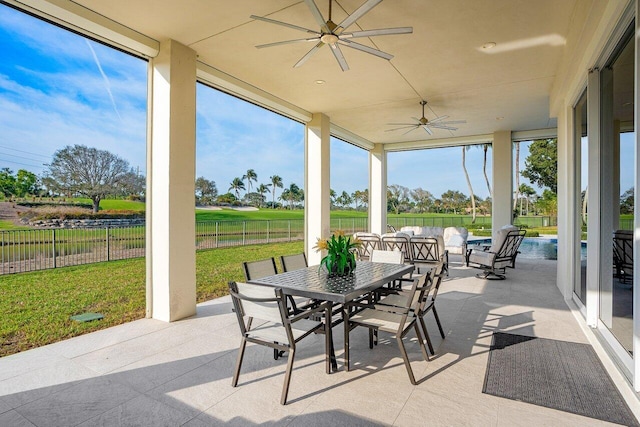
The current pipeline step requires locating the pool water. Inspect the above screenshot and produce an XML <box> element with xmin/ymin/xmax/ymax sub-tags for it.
<box><xmin>468</xmin><ymin>237</ymin><xmax>586</xmax><ymax>261</ymax></box>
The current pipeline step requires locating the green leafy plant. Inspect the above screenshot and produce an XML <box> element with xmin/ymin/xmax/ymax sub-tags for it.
<box><xmin>314</xmin><ymin>230</ymin><xmax>360</xmax><ymax>276</ymax></box>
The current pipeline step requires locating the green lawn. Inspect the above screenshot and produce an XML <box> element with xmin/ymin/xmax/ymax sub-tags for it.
<box><xmin>0</xmin><ymin>241</ymin><xmax>303</xmax><ymax>357</ymax></box>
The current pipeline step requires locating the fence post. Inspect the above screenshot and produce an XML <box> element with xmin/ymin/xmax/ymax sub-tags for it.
<box><xmin>288</xmin><ymin>220</ymin><xmax>291</xmax><ymax>242</ymax></box>
<box><xmin>242</xmin><ymin>221</ymin><xmax>246</xmax><ymax>245</ymax></box>
<box><xmin>215</xmin><ymin>222</ymin><xmax>219</xmax><ymax>248</ymax></box>
<box><xmin>52</xmin><ymin>228</ymin><xmax>57</xmax><ymax>269</ymax></box>
<box><xmin>106</xmin><ymin>226</ymin><xmax>110</xmax><ymax>262</ymax></box>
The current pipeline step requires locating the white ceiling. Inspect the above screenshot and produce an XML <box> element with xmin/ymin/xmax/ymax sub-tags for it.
<box><xmin>74</xmin><ymin>0</ymin><xmax>578</xmax><ymax>146</ymax></box>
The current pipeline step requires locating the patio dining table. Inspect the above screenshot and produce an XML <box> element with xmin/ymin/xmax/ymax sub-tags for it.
<box><xmin>248</xmin><ymin>260</ymin><xmax>414</xmax><ymax>372</ymax></box>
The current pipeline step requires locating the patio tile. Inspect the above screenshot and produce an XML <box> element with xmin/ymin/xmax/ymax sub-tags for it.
<box><xmin>76</xmin><ymin>394</ymin><xmax>193</xmax><ymax>427</ymax></box>
<box><xmin>0</xmin><ymin>410</ymin><xmax>36</xmax><ymax>427</ymax></box>
<box><xmin>45</xmin><ymin>318</ymin><xmax>171</xmax><ymax>359</ymax></box>
<box><xmin>0</xmin><ymin>358</ymin><xmax>99</xmax><ymax>409</ymax></box>
<box><xmin>0</xmin><ymin>347</ymin><xmax>66</xmax><ymax>382</ymax></box>
<box><xmin>15</xmin><ymin>376</ymin><xmax>140</xmax><ymax>427</ymax></box>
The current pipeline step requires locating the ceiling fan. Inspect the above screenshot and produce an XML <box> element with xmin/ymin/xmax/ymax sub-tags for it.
<box><xmin>386</xmin><ymin>101</ymin><xmax>466</xmax><ymax>135</ymax></box>
<box><xmin>250</xmin><ymin>0</ymin><xmax>412</xmax><ymax>71</ymax></box>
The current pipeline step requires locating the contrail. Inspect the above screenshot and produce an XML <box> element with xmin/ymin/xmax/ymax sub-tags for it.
<box><xmin>85</xmin><ymin>39</ymin><xmax>122</xmax><ymax>121</ymax></box>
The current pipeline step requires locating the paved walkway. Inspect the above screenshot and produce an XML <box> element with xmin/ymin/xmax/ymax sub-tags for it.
<box><xmin>1</xmin><ymin>257</ymin><xmax>638</xmax><ymax>426</ymax></box>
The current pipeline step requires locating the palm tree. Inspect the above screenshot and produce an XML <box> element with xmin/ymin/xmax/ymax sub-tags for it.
<box><xmin>242</xmin><ymin>169</ymin><xmax>257</xmax><ymax>196</ymax></box>
<box><xmin>256</xmin><ymin>183</ymin><xmax>270</xmax><ymax>208</ymax></box>
<box><xmin>482</xmin><ymin>143</ymin><xmax>492</xmax><ymax>199</ymax></box>
<box><xmin>462</xmin><ymin>146</ymin><xmax>477</xmax><ymax>222</ymax></box>
<box><xmin>228</xmin><ymin>177</ymin><xmax>245</xmax><ymax>200</ymax></box>
<box><xmin>269</xmin><ymin>175</ymin><xmax>283</xmax><ymax>209</ymax></box>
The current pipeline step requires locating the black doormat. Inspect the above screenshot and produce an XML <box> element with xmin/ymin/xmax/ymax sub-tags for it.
<box><xmin>483</xmin><ymin>332</ymin><xmax>639</xmax><ymax>426</ymax></box>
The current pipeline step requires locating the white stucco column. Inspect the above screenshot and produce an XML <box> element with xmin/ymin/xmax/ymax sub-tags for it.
<box><xmin>146</xmin><ymin>39</ymin><xmax>197</xmax><ymax>322</ymax></box>
<box><xmin>305</xmin><ymin>113</ymin><xmax>331</xmax><ymax>266</ymax></box>
<box><xmin>369</xmin><ymin>143</ymin><xmax>387</xmax><ymax>235</ymax></box>
<box><xmin>556</xmin><ymin>103</ymin><xmax>575</xmax><ymax>299</ymax></box>
<box><xmin>492</xmin><ymin>131</ymin><xmax>513</xmax><ymax>237</ymax></box>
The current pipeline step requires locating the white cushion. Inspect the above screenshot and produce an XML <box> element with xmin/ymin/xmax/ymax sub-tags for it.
<box><xmin>420</xmin><ymin>226</ymin><xmax>444</xmax><ymax>237</ymax></box>
<box><xmin>490</xmin><ymin>225</ymin><xmax>518</xmax><ymax>253</ymax></box>
<box><xmin>446</xmin><ymin>234</ymin><xmax>466</xmax><ymax>247</ymax></box>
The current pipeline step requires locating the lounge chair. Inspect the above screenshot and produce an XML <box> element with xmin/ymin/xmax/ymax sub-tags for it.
<box><xmin>467</xmin><ymin>226</ymin><xmax>526</xmax><ymax>280</ymax></box>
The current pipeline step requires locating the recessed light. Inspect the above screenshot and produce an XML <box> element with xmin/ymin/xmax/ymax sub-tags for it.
<box><xmin>315</xmin><ymin>80</ymin><xmax>325</xmax><ymax>85</ymax></box>
<box><xmin>482</xmin><ymin>42</ymin><xmax>497</xmax><ymax>50</ymax></box>
<box><xmin>496</xmin><ymin>116</ymin><xmax>504</xmax><ymax>121</ymax></box>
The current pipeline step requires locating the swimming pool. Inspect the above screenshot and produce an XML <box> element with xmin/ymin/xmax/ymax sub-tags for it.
<box><xmin>468</xmin><ymin>237</ymin><xmax>586</xmax><ymax>260</ymax></box>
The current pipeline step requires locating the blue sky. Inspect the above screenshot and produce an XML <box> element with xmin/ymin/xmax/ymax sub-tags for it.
<box><xmin>3</xmin><ymin>4</ymin><xmax>630</xmax><ymax>202</ymax></box>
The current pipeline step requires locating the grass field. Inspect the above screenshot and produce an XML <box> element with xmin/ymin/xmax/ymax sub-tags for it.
<box><xmin>0</xmin><ymin>241</ymin><xmax>303</xmax><ymax>357</ymax></box>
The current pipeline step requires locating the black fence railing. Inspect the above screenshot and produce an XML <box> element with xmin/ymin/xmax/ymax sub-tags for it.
<box><xmin>1</xmin><ymin>216</ymin><xmax>561</xmax><ymax>275</ymax></box>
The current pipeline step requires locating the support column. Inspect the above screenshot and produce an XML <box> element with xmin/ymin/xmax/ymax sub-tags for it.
<box><xmin>146</xmin><ymin>39</ymin><xmax>197</xmax><ymax>322</ymax></box>
<box><xmin>305</xmin><ymin>113</ymin><xmax>331</xmax><ymax>266</ymax></box>
<box><xmin>369</xmin><ymin>143</ymin><xmax>387</xmax><ymax>235</ymax></box>
<box><xmin>492</xmin><ymin>131</ymin><xmax>513</xmax><ymax>237</ymax></box>
<box><xmin>556</xmin><ymin>102</ymin><xmax>576</xmax><ymax>299</ymax></box>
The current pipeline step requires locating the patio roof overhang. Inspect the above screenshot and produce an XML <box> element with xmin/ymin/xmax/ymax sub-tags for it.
<box><xmin>6</xmin><ymin>0</ymin><xmax>579</xmax><ymax>147</ymax></box>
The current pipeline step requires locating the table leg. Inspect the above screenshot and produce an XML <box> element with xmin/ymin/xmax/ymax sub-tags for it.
<box><xmin>326</xmin><ymin>304</ymin><xmax>337</xmax><ymax>372</ymax></box>
<box><xmin>343</xmin><ymin>304</ymin><xmax>350</xmax><ymax>372</ymax></box>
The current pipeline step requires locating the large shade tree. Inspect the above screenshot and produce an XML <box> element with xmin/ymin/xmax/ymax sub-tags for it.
<box><xmin>522</xmin><ymin>138</ymin><xmax>558</xmax><ymax>193</ymax></box>
<box><xmin>45</xmin><ymin>145</ymin><xmax>135</xmax><ymax>212</ymax></box>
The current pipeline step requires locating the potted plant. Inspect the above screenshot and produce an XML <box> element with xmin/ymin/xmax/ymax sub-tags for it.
<box><xmin>314</xmin><ymin>230</ymin><xmax>361</xmax><ymax>276</ymax></box>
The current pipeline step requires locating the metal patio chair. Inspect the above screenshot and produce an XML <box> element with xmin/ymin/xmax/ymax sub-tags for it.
<box><xmin>381</xmin><ymin>232</ymin><xmax>412</xmax><ymax>264</ymax></box>
<box><xmin>280</xmin><ymin>253</ymin><xmax>308</xmax><ymax>272</ymax></box>
<box><xmin>353</xmin><ymin>232</ymin><xmax>382</xmax><ymax>261</ymax></box>
<box><xmin>613</xmin><ymin>230</ymin><xmax>633</xmax><ymax>284</ymax></box>
<box><xmin>378</xmin><ymin>260</ymin><xmax>446</xmax><ymax>355</ymax></box>
<box><xmin>229</xmin><ymin>281</ymin><xmax>331</xmax><ymax>405</ymax></box>
<box><xmin>467</xmin><ymin>228</ymin><xmax>526</xmax><ymax>280</ymax></box>
<box><xmin>343</xmin><ymin>273</ymin><xmax>431</xmax><ymax>384</ymax></box>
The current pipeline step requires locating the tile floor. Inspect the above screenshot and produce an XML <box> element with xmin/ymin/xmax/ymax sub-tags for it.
<box><xmin>1</xmin><ymin>257</ymin><xmax>638</xmax><ymax>426</ymax></box>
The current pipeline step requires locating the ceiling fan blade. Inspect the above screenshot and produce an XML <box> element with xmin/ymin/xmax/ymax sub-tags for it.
<box><xmin>386</xmin><ymin>125</ymin><xmax>419</xmax><ymax>132</ymax></box>
<box><xmin>343</xmin><ymin>27</ymin><xmax>413</xmax><ymax>38</ymax></box>
<box><xmin>294</xmin><ymin>41</ymin><xmax>325</xmax><ymax>68</ymax></box>
<box><xmin>429</xmin><ymin>115</ymin><xmax>450</xmax><ymax>123</ymax></box>
<box><xmin>422</xmin><ymin>126</ymin><xmax>433</xmax><ymax>135</ymax></box>
<box><xmin>338</xmin><ymin>39</ymin><xmax>393</xmax><ymax>60</ymax></box>
<box><xmin>250</xmin><ymin>15</ymin><xmax>319</xmax><ymax>35</ymax></box>
<box><xmin>329</xmin><ymin>43</ymin><xmax>349</xmax><ymax>71</ymax></box>
<box><xmin>402</xmin><ymin>126</ymin><xmax>420</xmax><ymax>136</ymax></box>
<box><xmin>436</xmin><ymin>120</ymin><xmax>467</xmax><ymax>125</ymax></box>
<box><xmin>337</xmin><ymin>0</ymin><xmax>382</xmax><ymax>31</ymax></box>
<box><xmin>303</xmin><ymin>0</ymin><xmax>330</xmax><ymax>33</ymax></box>
<box><xmin>387</xmin><ymin>122</ymin><xmax>418</xmax><ymax>126</ymax></box>
<box><xmin>256</xmin><ymin>37</ymin><xmax>320</xmax><ymax>49</ymax></box>
<box><xmin>429</xmin><ymin>125</ymin><xmax>459</xmax><ymax>131</ymax></box>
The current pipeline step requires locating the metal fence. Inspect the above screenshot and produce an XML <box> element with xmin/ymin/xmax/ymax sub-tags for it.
<box><xmin>1</xmin><ymin>216</ymin><xmax>560</xmax><ymax>275</ymax></box>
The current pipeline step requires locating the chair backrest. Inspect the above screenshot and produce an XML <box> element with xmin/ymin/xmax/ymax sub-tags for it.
<box><xmin>494</xmin><ymin>229</ymin><xmax>526</xmax><ymax>260</ymax></box>
<box><xmin>409</xmin><ymin>236</ymin><xmax>441</xmax><ymax>263</ymax></box>
<box><xmin>370</xmin><ymin>249</ymin><xmax>404</xmax><ymax>264</ymax></box>
<box><xmin>353</xmin><ymin>232</ymin><xmax>382</xmax><ymax>261</ymax></box>
<box><xmin>242</xmin><ymin>258</ymin><xmax>278</xmax><ymax>281</ymax></box>
<box><xmin>427</xmin><ymin>259</ymin><xmax>446</xmax><ymax>303</ymax></box>
<box><xmin>381</xmin><ymin>232</ymin><xmax>412</xmax><ymax>261</ymax></box>
<box><xmin>280</xmin><ymin>253</ymin><xmax>308</xmax><ymax>272</ymax></box>
<box><xmin>613</xmin><ymin>230</ymin><xmax>633</xmax><ymax>268</ymax></box>
<box><xmin>229</xmin><ymin>282</ymin><xmax>287</xmax><ymax>325</ymax></box>
<box><xmin>490</xmin><ymin>225</ymin><xmax>519</xmax><ymax>252</ymax></box>
<box><xmin>443</xmin><ymin>227</ymin><xmax>468</xmax><ymax>247</ymax></box>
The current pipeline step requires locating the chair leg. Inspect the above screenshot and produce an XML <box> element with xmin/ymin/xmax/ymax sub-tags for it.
<box><xmin>432</xmin><ymin>306</ymin><xmax>446</xmax><ymax>339</ymax></box>
<box><xmin>369</xmin><ymin>329</ymin><xmax>374</xmax><ymax>349</ymax></box>
<box><xmin>324</xmin><ymin>307</ymin><xmax>332</xmax><ymax>374</ymax></box>
<box><xmin>396</xmin><ymin>334</ymin><xmax>417</xmax><ymax>385</ymax></box>
<box><xmin>419</xmin><ymin>316</ymin><xmax>435</xmax><ymax>355</ymax></box>
<box><xmin>414</xmin><ymin>323</ymin><xmax>430</xmax><ymax>362</ymax></box>
<box><xmin>232</xmin><ymin>337</ymin><xmax>247</xmax><ymax>387</ymax></box>
<box><xmin>280</xmin><ymin>347</ymin><xmax>296</xmax><ymax>405</ymax></box>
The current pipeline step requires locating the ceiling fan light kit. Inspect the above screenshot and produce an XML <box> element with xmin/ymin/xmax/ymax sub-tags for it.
<box><xmin>251</xmin><ymin>0</ymin><xmax>413</xmax><ymax>71</ymax></box>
